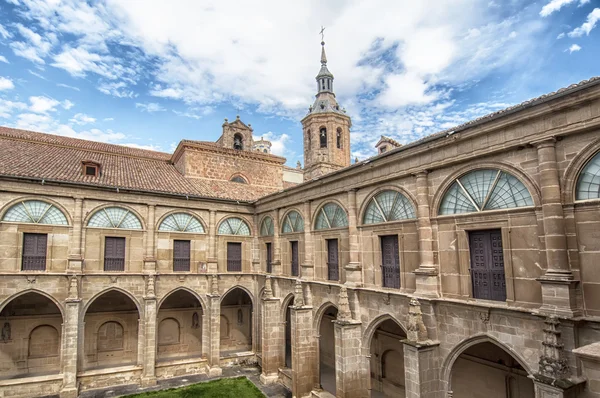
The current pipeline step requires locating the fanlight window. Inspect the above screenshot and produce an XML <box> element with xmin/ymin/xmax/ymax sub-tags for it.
<box><xmin>159</xmin><ymin>213</ymin><xmax>205</xmax><ymax>233</ymax></box>
<box><xmin>314</xmin><ymin>203</ymin><xmax>348</xmax><ymax>230</ymax></box>
<box><xmin>2</xmin><ymin>200</ymin><xmax>68</xmax><ymax>225</ymax></box>
<box><xmin>363</xmin><ymin>190</ymin><xmax>416</xmax><ymax>224</ymax></box>
<box><xmin>282</xmin><ymin>210</ymin><xmax>304</xmax><ymax>233</ymax></box>
<box><xmin>576</xmin><ymin>151</ymin><xmax>600</xmax><ymax>200</ymax></box>
<box><xmin>439</xmin><ymin>169</ymin><xmax>533</xmax><ymax>215</ymax></box>
<box><xmin>260</xmin><ymin>216</ymin><xmax>274</xmax><ymax>237</ymax></box>
<box><xmin>88</xmin><ymin>207</ymin><xmax>142</xmax><ymax>229</ymax></box>
<box><xmin>218</xmin><ymin>217</ymin><xmax>251</xmax><ymax>236</ymax></box>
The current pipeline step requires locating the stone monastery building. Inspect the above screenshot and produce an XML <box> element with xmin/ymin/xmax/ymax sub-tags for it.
<box><xmin>0</xmin><ymin>40</ymin><xmax>600</xmax><ymax>398</ymax></box>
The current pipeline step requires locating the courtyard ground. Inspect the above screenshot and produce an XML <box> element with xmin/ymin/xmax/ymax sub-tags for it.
<box><xmin>123</xmin><ymin>377</ymin><xmax>263</xmax><ymax>398</ymax></box>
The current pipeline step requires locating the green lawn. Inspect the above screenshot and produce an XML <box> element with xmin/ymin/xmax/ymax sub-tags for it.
<box><xmin>125</xmin><ymin>377</ymin><xmax>265</xmax><ymax>398</ymax></box>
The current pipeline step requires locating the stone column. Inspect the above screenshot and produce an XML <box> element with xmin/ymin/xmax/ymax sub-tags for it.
<box><xmin>533</xmin><ymin>138</ymin><xmax>579</xmax><ymax>317</ymax></box>
<box><xmin>67</xmin><ymin>197</ymin><xmax>84</xmax><ymax>272</ymax></box>
<box><xmin>413</xmin><ymin>171</ymin><xmax>440</xmax><ymax>297</ymax></box>
<box><xmin>144</xmin><ymin>204</ymin><xmax>157</xmax><ymax>273</ymax></box>
<box><xmin>206</xmin><ymin>275</ymin><xmax>222</xmax><ymax>376</ymax></box>
<box><xmin>260</xmin><ymin>277</ymin><xmax>282</xmax><ymax>384</ymax></box>
<box><xmin>60</xmin><ymin>276</ymin><xmax>80</xmax><ymax>398</ymax></box>
<box><xmin>345</xmin><ymin>189</ymin><xmax>362</xmax><ymax>286</ymax></box>
<box><xmin>252</xmin><ymin>213</ymin><xmax>261</xmax><ymax>272</ymax></box>
<box><xmin>272</xmin><ymin>208</ymin><xmax>283</xmax><ymax>275</ymax></box>
<box><xmin>290</xmin><ymin>282</ymin><xmax>316</xmax><ymax>397</ymax></box>
<box><xmin>334</xmin><ymin>287</ymin><xmax>364</xmax><ymax>397</ymax></box>
<box><xmin>301</xmin><ymin>201</ymin><xmax>314</xmax><ymax>280</ymax></box>
<box><xmin>141</xmin><ymin>275</ymin><xmax>157</xmax><ymax>386</ymax></box>
<box><xmin>208</xmin><ymin>210</ymin><xmax>218</xmax><ymax>273</ymax></box>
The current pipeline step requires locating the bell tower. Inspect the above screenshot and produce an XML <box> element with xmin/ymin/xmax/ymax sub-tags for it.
<box><xmin>302</xmin><ymin>37</ymin><xmax>351</xmax><ymax>180</ymax></box>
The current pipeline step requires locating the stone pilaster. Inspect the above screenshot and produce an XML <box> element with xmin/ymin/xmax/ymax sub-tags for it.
<box><xmin>290</xmin><ymin>299</ymin><xmax>316</xmax><ymax>397</ymax></box>
<box><xmin>208</xmin><ymin>210</ymin><xmax>218</xmax><ymax>273</ymax></box>
<box><xmin>403</xmin><ymin>342</ymin><xmax>440</xmax><ymax>398</ymax></box>
<box><xmin>334</xmin><ymin>288</ymin><xmax>363</xmax><ymax>398</ymax></box>
<box><xmin>252</xmin><ymin>213</ymin><xmax>261</xmax><ymax>272</ymax></box>
<box><xmin>141</xmin><ymin>275</ymin><xmax>157</xmax><ymax>386</ymax></box>
<box><xmin>60</xmin><ymin>276</ymin><xmax>80</xmax><ymax>398</ymax></box>
<box><xmin>260</xmin><ymin>277</ymin><xmax>282</xmax><ymax>384</ymax></box>
<box><xmin>206</xmin><ymin>278</ymin><xmax>222</xmax><ymax>376</ymax></box>
<box><xmin>67</xmin><ymin>197</ymin><xmax>83</xmax><ymax>272</ymax></box>
<box><xmin>413</xmin><ymin>171</ymin><xmax>440</xmax><ymax>298</ymax></box>
<box><xmin>345</xmin><ymin>189</ymin><xmax>362</xmax><ymax>286</ymax></box>
<box><xmin>144</xmin><ymin>204</ymin><xmax>157</xmax><ymax>272</ymax></box>
<box><xmin>533</xmin><ymin>138</ymin><xmax>579</xmax><ymax>317</ymax></box>
<box><xmin>272</xmin><ymin>208</ymin><xmax>282</xmax><ymax>275</ymax></box>
<box><xmin>301</xmin><ymin>200</ymin><xmax>314</xmax><ymax>280</ymax></box>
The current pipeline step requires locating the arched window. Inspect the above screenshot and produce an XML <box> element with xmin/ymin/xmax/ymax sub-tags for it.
<box><xmin>97</xmin><ymin>321</ymin><xmax>124</xmax><ymax>352</ymax></box>
<box><xmin>88</xmin><ymin>207</ymin><xmax>142</xmax><ymax>229</ymax></box>
<box><xmin>28</xmin><ymin>325</ymin><xmax>59</xmax><ymax>358</ymax></box>
<box><xmin>282</xmin><ymin>210</ymin><xmax>304</xmax><ymax>233</ymax></box>
<box><xmin>230</xmin><ymin>175</ymin><xmax>247</xmax><ymax>184</ymax></box>
<box><xmin>2</xmin><ymin>200</ymin><xmax>68</xmax><ymax>225</ymax></box>
<box><xmin>218</xmin><ymin>217</ymin><xmax>251</xmax><ymax>236</ymax></box>
<box><xmin>158</xmin><ymin>213</ymin><xmax>205</xmax><ymax>233</ymax></box>
<box><xmin>315</xmin><ymin>203</ymin><xmax>348</xmax><ymax>230</ymax></box>
<box><xmin>336</xmin><ymin>128</ymin><xmax>342</xmax><ymax>149</ymax></box>
<box><xmin>363</xmin><ymin>190</ymin><xmax>416</xmax><ymax>224</ymax></box>
<box><xmin>320</xmin><ymin>127</ymin><xmax>327</xmax><ymax>148</ymax></box>
<box><xmin>158</xmin><ymin>318</ymin><xmax>180</xmax><ymax>345</ymax></box>
<box><xmin>576</xmin><ymin>151</ymin><xmax>600</xmax><ymax>200</ymax></box>
<box><xmin>439</xmin><ymin>169</ymin><xmax>533</xmax><ymax>215</ymax></box>
<box><xmin>260</xmin><ymin>216</ymin><xmax>274</xmax><ymax>237</ymax></box>
<box><xmin>233</xmin><ymin>133</ymin><xmax>244</xmax><ymax>150</ymax></box>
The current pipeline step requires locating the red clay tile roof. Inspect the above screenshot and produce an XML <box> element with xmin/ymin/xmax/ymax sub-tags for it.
<box><xmin>0</xmin><ymin>127</ymin><xmax>280</xmax><ymax>202</ymax></box>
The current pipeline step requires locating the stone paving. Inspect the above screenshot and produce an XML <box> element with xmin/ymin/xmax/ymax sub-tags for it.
<box><xmin>77</xmin><ymin>366</ymin><xmax>291</xmax><ymax>398</ymax></box>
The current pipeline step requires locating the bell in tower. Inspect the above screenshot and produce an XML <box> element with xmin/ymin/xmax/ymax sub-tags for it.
<box><xmin>302</xmin><ymin>33</ymin><xmax>352</xmax><ymax>181</ymax></box>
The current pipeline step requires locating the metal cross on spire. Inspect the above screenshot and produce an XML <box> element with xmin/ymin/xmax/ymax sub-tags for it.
<box><xmin>320</xmin><ymin>26</ymin><xmax>326</xmax><ymax>42</ymax></box>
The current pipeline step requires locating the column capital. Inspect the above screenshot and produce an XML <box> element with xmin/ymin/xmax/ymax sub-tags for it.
<box><xmin>531</xmin><ymin>136</ymin><xmax>557</xmax><ymax>148</ymax></box>
<box><xmin>412</xmin><ymin>170</ymin><xmax>430</xmax><ymax>178</ymax></box>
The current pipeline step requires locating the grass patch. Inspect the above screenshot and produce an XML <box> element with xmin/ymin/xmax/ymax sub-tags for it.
<box><xmin>124</xmin><ymin>377</ymin><xmax>265</xmax><ymax>398</ymax></box>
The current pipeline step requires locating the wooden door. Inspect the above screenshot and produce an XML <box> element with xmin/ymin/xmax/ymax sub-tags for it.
<box><xmin>104</xmin><ymin>237</ymin><xmax>125</xmax><ymax>271</ymax></box>
<box><xmin>227</xmin><ymin>242</ymin><xmax>242</xmax><ymax>272</ymax></box>
<box><xmin>173</xmin><ymin>240</ymin><xmax>191</xmax><ymax>271</ymax></box>
<box><xmin>22</xmin><ymin>233</ymin><xmax>47</xmax><ymax>271</ymax></box>
<box><xmin>469</xmin><ymin>230</ymin><xmax>506</xmax><ymax>301</ymax></box>
<box><xmin>266</xmin><ymin>242</ymin><xmax>272</xmax><ymax>273</ymax></box>
<box><xmin>291</xmin><ymin>241</ymin><xmax>299</xmax><ymax>277</ymax></box>
<box><xmin>380</xmin><ymin>235</ymin><xmax>400</xmax><ymax>288</ymax></box>
<box><xmin>327</xmin><ymin>239</ymin><xmax>339</xmax><ymax>281</ymax></box>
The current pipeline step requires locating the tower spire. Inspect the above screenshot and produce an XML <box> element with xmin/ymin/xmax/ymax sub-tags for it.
<box><xmin>321</xmin><ymin>41</ymin><xmax>327</xmax><ymax>65</ymax></box>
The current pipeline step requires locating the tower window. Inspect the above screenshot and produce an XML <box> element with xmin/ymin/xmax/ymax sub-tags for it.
<box><xmin>320</xmin><ymin>128</ymin><xmax>327</xmax><ymax>148</ymax></box>
<box><xmin>233</xmin><ymin>133</ymin><xmax>244</xmax><ymax>150</ymax></box>
<box><xmin>307</xmin><ymin>130</ymin><xmax>311</xmax><ymax>148</ymax></box>
<box><xmin>336</xmin><ymin>128</ymin><xmax>342</xmax><ymax>149</ymax></box>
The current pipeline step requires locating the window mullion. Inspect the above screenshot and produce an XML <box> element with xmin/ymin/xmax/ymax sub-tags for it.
<box><xmin>372</xmin><ymin>197</ymin><xmax>388</xmax><ymax>222</ymax></box>
<box><xmin>103</xmin><ymin>209</ymin><xmax>116</xmax><ymax>228</ymax></box>
<box><xmin>116</xmin><ymin>210</ymin><xmax>129</xmax><ymax>229</ymax></box>
<box><xmin>456</xmin><ymin>179</ymin><xmax>480</xmax><ymax>212</ymax></box>
<box><xmin>37</xmin><ymin>204</ymin><xmax>52</xmax><ymax>223</ymax></box>
<box><xmin>323</xmin><ymin>209</ymin><xmax>331</xmax><ymax>229</ymax></box>
<box><xmin>482</xmin><ymin>170</ymin><xmax>501</xmax><ymax>210</ymax></box>
<box><xmin>21</xmin><ymin>202</ymin><xmax>35</xmax><ymax>223</ymax></box>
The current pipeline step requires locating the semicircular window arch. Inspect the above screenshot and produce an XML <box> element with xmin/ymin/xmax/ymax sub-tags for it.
<box><xmin>314</xmin><ymin>203</ymin><xmax>348</xmax><ymax>230</ymax></box>
<box><xmin>282</xmin><ymin>210</ymin><xmax>304</xmax><ymax>233</ymax></box>
<box><xmin>363</xmin><ymin>190</ymin><xmax>416</xmax><ymax>224</ymax></box>
<box><xmin>158</xmin><ymin>213</ymin><xmax>205</xmax><ymax>233</ymax></box>
<box><xmin>260</xmin><ymin>216</ymin><xmax>274</xmax><ymax>237</ymax></box>
<box><xmin>87</xmin><ymin>207</ymin><xmax>143</xmax><ymax>229</ymax></box>
<box><xmin>218</xmin><ymin>217</ymin><xmax>251</xmax><ymax>236</ymax></box>
<box><xmin>2</xmin><ymin>200</ymin><xmax>68</xmax><ymax>225</ymax></box>
<box><xmin>576</xmin><ymin>151</ymin><xmax>600</xmax><ymax>200</ymax></box>
<box><xmin>439</xmin><ymin>169</ymin><xmax>533</xmax><ymax>215</ymax></box>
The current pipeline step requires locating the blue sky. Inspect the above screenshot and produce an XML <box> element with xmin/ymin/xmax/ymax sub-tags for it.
<box><xmin>0</xmin><ymin>0</ymin><xmax>599</xmax><ymax>166</ymax></box>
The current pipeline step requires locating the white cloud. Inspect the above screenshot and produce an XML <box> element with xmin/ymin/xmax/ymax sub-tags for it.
<box><xmin>557</xmin><ymin>32</ymin><xmax>565</xmax><ymax>39</ymax></box>
<box><xmin>135</xmin><ymin>102</ymin><xmax>166</xmax><ymax>113</ymax></box>
<box><xmin>173</xmin><ymin>106</ymin><xmax>214</xmax><ymax>119</ymax></box>
<box><xmin>122</xmin><ymin>143</ymin><xmax>163</xmax><ymax>151</ymax></box>
<box><xmin>28</xmin><ymin>69</ymin><xmax>47</xmax><ymax>80</ymax></box>
<box><xmin>568</xmin><ymin>8</ymin><xmax>600</xmax><ymax>37</ymax></box>
<box><xmin>10</xmin><ymin>24</ymin><xmax>55</xmax><ymax>64</ymax></box>
<box><xmin>567</xmin><ymin>44</ymin><xmax>582</xmax><ymax>53</ymax></box>
<box><xmin>261</xmin><ymin>131</ymin><xmax>293</xmax><ymax>159</ymax></box>
<box><xmin>0</xmin><ymin>55</ymin><xmax>8</xmax><ymax>63</ymax></box>
<box><xmin>0</xmin><ymin>76</ymin><xmax>15</xmax><ymax>91</ymax></box>
<box><xmin>0</xmin><ymin>23</ymin><xmax>11</xmax><ymax>39</ymax></box>
<box><xmin>29</xmin><ymin>96</ymin><xmax>60</xmax><ymax>113</ymax></box>
<box><xmin>62</xmin><ymin>100</ymin><xmax>75</xmax><ymax>110</ymax></box>
<box><xmin>57</xmin><ymin>83</ymin><xmax>81</xmax><ymax>91</ymax></box>
<box><xmin>70</xmin><ymin>113</ymin><xmax>96</xmax><ymax>125</ymax></box>
<box><xmin>540</xmin><ymin>0</ymin><xmax>589</xmax><ymax>17</ymax></box>
<box><xmin>376</xmin><ymin>73</ymin><xmax>440</xmax><ymax>108</ymax></box>
<box><xmin>103</xmin><ymin>117</ymin><xmax>114</xmax><ymax>121</ymax></box>
<box><xmin>98</xmin><ymin>81</ymin><xmax>136</xmax><ymax>98</ymax></box>
<box><xmin>0</xmin><ymin>99</ymin><xmax>27</xmax><ymax>118</ymax></box>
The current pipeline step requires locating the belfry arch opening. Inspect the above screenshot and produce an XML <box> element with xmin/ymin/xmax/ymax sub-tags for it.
<box><xmin>220</xmin><ymin>288</ymin><xmax>253</xmax><ymax>356</ymax></box>
<box><xmin>0</xmin><ymin>292</ymin><xmax>63</xmax><ymax>379</ymax></box>
<box><xmin>83</xmin><ymin>290</ymin><xmax>140</xmax><ymax>370</ymax></box>
<box><xmin>449</xmin><ymin>341</ymin><xmax>534</xmax><ymax>398</ymax></box>
<box><xmin>369</xmin><ymin>319</ymin><xmax>407</xmax><ymax>397</ymax></box>
<box><xmin>318</xmin><ymin>305</ymin><xmax>338</xmax><ymax>394</ymax></box>
<box><xmin>157</xmin><ymin>290</ymin><xmax>203</xmax><ymax>362</ymax></box>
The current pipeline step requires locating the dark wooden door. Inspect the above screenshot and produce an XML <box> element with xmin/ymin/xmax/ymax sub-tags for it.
<box><xmin>22</xmin><ymin>233</ymin><xmax>47</xmax><ymax>271</ymax></box>
<box><xmin>227</xmin><ymin>242</ymin><xmax>242</xmax><ymax>272</ymax></box>
<box><xmin>469</xmin><ymin>230</ymin><xmax>506</xmax><ymax>301</ymax></box>
<box><xmin>104</xmin><ymin>237</ymin><xmax>125</xmax><ymax>271</ymax></box>
<box><xmin>266</xmin><ymin>242</ymin><xmax>272</xmax><ymax>273</ymax></box>
<box><xmin>380</xmin><ymin>235</ymin><xmax>400</xmax><ymax>288</ymax></box>
<box><xmin>327</xmin><ymin>239</ymin><xmax>339</xmax><ymax>281</ymax></box>
<box><xmin>173</xmin><ymin>240</ymin><xmax>191</xmax><ymax>271</ymax></box>
<box><xmin>291</xmin><ymin>241</ymin><xmax>299</xmax><ymax>277</ymax></box>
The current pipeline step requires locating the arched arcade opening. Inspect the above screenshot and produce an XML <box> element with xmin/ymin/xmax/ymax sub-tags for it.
<box><xmin>318</xmin><ymin>305</ymin><xmax>338</xmax><ymax>394</ymax></box>
<box><xmin>220</xmin><ymin>288</ymin><xmax>253</xmax><ymax>356</ymax></box>
<box><xmin>369</xmin><ymin>319</ymin><xmax>407</xmax><ymax>398</ymax></box>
